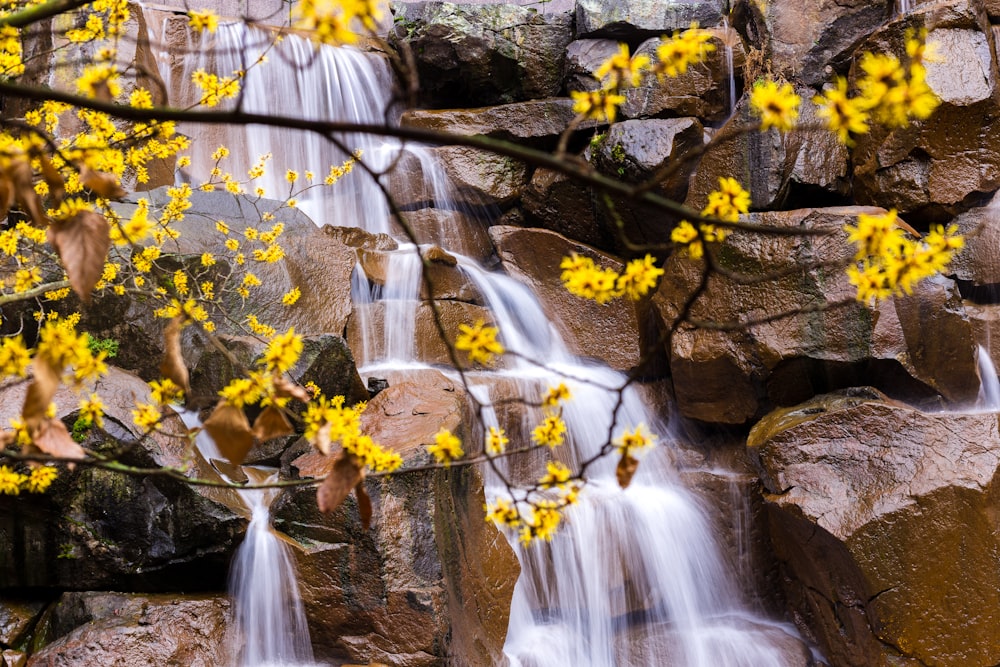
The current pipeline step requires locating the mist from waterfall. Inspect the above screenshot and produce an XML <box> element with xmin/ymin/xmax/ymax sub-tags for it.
<box><xmin>160</xmin><ymin>20</ymin><xmax>806</xmax><ymax>666</ymax></box>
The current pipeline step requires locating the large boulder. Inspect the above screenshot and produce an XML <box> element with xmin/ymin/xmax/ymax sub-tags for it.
<box><xmin>686</xmin><ymin>89</ymin><xmax>850</xmax><ymax>212</ymax></box>
<box><xmin>748</xmin><ymin>390</ymin><xmax>1000</xmax><ymax>667</ymax></box>
<box><xmin>575</xmin><ymin>0</ymin><xmax>726</xmax><ymax>39</ymax></box>
<box><xmin>26</xmin><ymin>592</ymin><xmax>231</xmax><ymax>666</ymax></box>
<box><xmin>735</xmin><ymin>0</ymin><xmax>891</xmax><ymax>86</ymax></box>
<box><xmin>488</xmin><ymin>225</ymin><xmax>667</xmax><ymax>375</ymax></box>
<box><xmin>402</xmin><ymin>99</ymin><xmax>587</xmax><ymax>146</ymax></box>
<box><xmin>277</xmin><ymin>370</ymin><xmax>519</xmax><ymax>666</ymax></box>
<box><xmin>0</xmin><ymin>367</ymin><xmax>246</xmax><ymax>590</ymax></box>
<box><xmin>655</xmin><ymin>207</ymin><xmax>980</xmax><ymax>423</ymax></box>
<box><xmin>389</xmin><ymin>2</ymin><xmax>574</xmax><ymax>107</ymax></box>
<box><xmin>851</xmin><ymin>2</ymin><xmax>1000</xmax><ymax>221</ymax></box>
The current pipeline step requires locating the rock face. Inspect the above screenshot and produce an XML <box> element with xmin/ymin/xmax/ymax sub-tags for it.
<box><xmin>656</xmin><ymin>207</ymin><xmax>980</xmax><ymax>423</ymax></box>
<box><xmin>489</xmin><ymin>225</ymin><xmax>667</xmax><ymax>375</ymax></box>
<box><xmin>26</xmin><ymin>592</ymin><xmax>231</xmax><ymax>666</ymax></box>
<box><xmin>278</xmin><ymin>370</ymin><xmax>519</xmax><ymax>666</ymax></box>
<box><xmin>389</xmin><ymin>3</ymin><xmax>574</xmax><ymax>106</ymax></box>
<box><xmin>851</xmin><ymin>1</ymin><xmax>1000</xmax><ymax>221</ymax></box>
<box><xmin>576</xmin><ymin>0</ymin><xmax>726</xmax><ymax>38</ymax></box>
<box><xmin>749</xmin><ymin>390</ymin><xmax>1000</xmax><ymax>667</ymax></box>
<box><xmin>0</xmin><ymin>368</ymin><xmax>246</xmax><ymax>591</ymax></box>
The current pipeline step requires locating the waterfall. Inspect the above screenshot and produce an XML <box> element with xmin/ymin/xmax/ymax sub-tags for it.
<box><xmin>157</xmin><ymin>19</ymin><xmax>806</xmax><ymax>665</ymax></box>
<box><xmin>977</xmin><ymin>345</ymin><xmax>1000</xmax><ymax>411</ymax></box>
<box><xmin>178</xmin><ymin>411</ymin><xmax>315</xmax><ymax>667</ymax></box>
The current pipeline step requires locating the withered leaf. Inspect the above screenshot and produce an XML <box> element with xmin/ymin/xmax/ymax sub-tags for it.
<box><xmin>80</xmin><ymin>166</ymin><xmax>125</xmax><ymax>199</ymax></box>
<box><xmin>47</xmin><ymin>209</ymin><xmax>111</xmax><ymax>303</ymax></box>
<box><xmin>159</xmin><ymin>316</ymin><xmax>190</xmax><ymax>395</ymax></box>
<box><xmin>317</xmin><ymin>451</ymin><xmax>363</xmax><ymax>514</ymax></box>
<box><xmin>615</xmin><ymin>452</ymin><xmax>639</xmax><ymax>489</ymax></box>
<box><xmin>202</xmin><ymin>400</ymin><xmax>254</xmax><ymax>466</ymax></box>
<box><xmin>8</xmin><ymin>159</ymin><xmax>46</xmax><ymax>228</ymax></box>
<box><xmin>313</xmin><ymin>421</ymin><xmax>332</xmax><ymax>456</ymax></box>
<box><xmin>355</xmin><ymin>482</ymin><xmax>373</xmax><ymax>530</ymax></box>
<box><xmin>273</xmin><ymin>375</ymin><xmax>311</xmax><ymax>403</ymax></box>
<box><xmin>0</xmin><ymin>173</ymin><xmax>13</xmax><ymax>222</ymax></box>
<box><xmin>22</xmin><ymin>358</ymin><xmax>61</xmax><ymax>432</ymax></box>
<box><xmin>252</xmin><ymin>406</ymin><xmax>293</xmax><ymax>441</ymax></box>
<box><xmin>32</xmin><ymin>418</ymin><xmax>85</xmax><ymax>460</ymax></box>
<box><xmin>34</xmin><ymin>150</ymin><xmax>65</xmax><ymax>204</ymax></box>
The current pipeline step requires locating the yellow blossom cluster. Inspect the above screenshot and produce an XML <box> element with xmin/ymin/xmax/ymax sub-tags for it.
<box><xmin>670</xmin><ymin>177</ymin><xmax>751</xmax><ymax>260</ymax></box>
<box><xmin>293</xmin><ymin>0</ymin><xmax>383</xmax><ymax>45</ymax></box>
<box><xmin>0</xmin><ymin>465</ymin><xmax>58</xmax><ymax>495</ymax></box>
<box><xmin>560</xmin><ymin>252</ymin><xmax>665</xmax><ymax>303</ymax></box>
<box><xmin>572</xmin><ymin>23</ymin><xmax>714</xmax><ymax>123</ymax></box>
<box><xmin>427</xmin><ymin>428</ymin><xmax>463</xmax><ymax>466</ymax></box>
<box><xmin>305</xmin><ymin>394</ymin><xmax>402</xmax><ymax>472</ymax></box>
<box><xmin>844</xmin><ymin>209</ymin><xmax>964</xmax><ymax>303</ymax></box>
<box><xmin>815</xmin><ymin>29</ymin><xmax>939</xmax><ymax>144</ymax></box>
<box><xmin>454</xmin><ymin>320</ymin><xmax>504</xmax><ymax>366</ymax></box>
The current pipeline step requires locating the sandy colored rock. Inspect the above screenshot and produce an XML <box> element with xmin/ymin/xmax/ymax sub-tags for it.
<box><xmin>749</xmin><ymin>390</ymin><xmax>1000</xmax><ymax>666</ymax></box>
<box><xmin>576</xmin><ymin>0</ymin><xmax>726</xmax><ymax>38</ymax></box>
<box><xmin>26</xmin><ymin>593</ymin><xmax>231</xmax><ymax>666</ymax></box>
<box><xmin>489</xmin><ymin>225</ymin><xmax>667</xmax><ymax>374</ymax></box>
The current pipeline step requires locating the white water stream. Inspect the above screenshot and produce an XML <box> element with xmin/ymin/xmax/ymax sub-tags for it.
<box><xmin>160</xmin><ymin>20</ymin><xmax>804</xmax><ymax>666</ymax></box>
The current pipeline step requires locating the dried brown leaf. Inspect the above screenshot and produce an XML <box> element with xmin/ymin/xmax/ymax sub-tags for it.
<box><xmin>355</xmin><ymin>482</ymin><xmax>372</xmax><ymax>530</ymax></box>
<box><xmin>0</xmin><ymin>172</ymin><xmax>13</xmax><ymax>222</ymax></box>
<box><xmin>33</xmin><ymin>150</ymin><xmax>65</xmax><ymax>203</ymax></box>
<box><xmin>22</xmin><ymin>358</ymin><xmax>60</xmax><ymax>432</ymax></box>
<box><xmin>8</xmin><ymin>159</ymin><xmax>46</xmax><ymax>227</ymax></box>
<box><xmin>317</xmin><ymin>451</ymin><xmax>363</xmax><ymax>513</ymax></box>
<box><xmin>252</xmin><ymin>405</ymin><xmax>293</xmax><ymax>441</ymax></box>
<box><xmin>47</xmin><ymin>209</ymin><xmax>110</xmax><ymax>303</ymax></box>
<box><xmin>615</xmin><ymin>452</ymin><xmax>639</xmax><ymax>489</ymax></box>
<box><xmin>313</xmin><ymin>421</ymin><xmax>332</xmax><ymax>456</ymax></box>
<box><xmin>79</xmin><ymin>166</ymin><xmax>125</xmax><ymax>199</ymax></box>
<box><xmin>203</xmin><ymin>400</ymin><xmax>254</xmax><ymax>466</ymax></box>
<box><xmin>159</xmin><ymin>316</ymin><xmax>190</xmax><ymax>395</ymax></box>
<box><xmin>273</xmin><ymin>375</ymin><xmax>311</xmax><ymax>403</ymax></box>
<box><xmin>32</xmin><ymin>418</ymin><xmax>85</xmax><ymax>459</ymax></box>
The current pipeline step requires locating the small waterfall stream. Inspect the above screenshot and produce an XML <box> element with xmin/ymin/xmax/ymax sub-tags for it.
<box><xmin>159</xmin><ymin>20</ymin><xmax>804</xmax><ymax>666</ymax></box>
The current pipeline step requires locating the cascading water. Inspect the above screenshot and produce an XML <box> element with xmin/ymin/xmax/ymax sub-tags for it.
<box><xmin>179</xmin><ymin>411</ymin><xmax>315</xmax><ymax>667</ymax></box>
<box><xmin>976</xmin><ymin>344</ymin><xmax>1000</xmax><ymax>411</ymax></box>
<box><xmin>159</xmin><ymin>19</ymin><xmax>805</xmax><ymax>665</ymax></box>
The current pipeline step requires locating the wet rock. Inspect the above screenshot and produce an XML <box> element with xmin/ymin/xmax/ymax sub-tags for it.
<box><xmin>0</xmin><ymin>367</ymin><xmax>246</xmax><ymax>590</ymax></box>
<box><xmin>748</xmin><ymin>391</ymin><xmax>1000</xmax><ymax>666</ymax></box>
<box><xmin>386</xmin><ymin>207</ymin><xmax>494</xmax><ymax>263</ymax></box>
<box><xmin>276</xmin><ymin>371</ymin><xmax>517</xmax><ymax>666</ymax></box>
<box><xmin>576</xmin><ymin>0</ymin><xmax>726</xmax><ymax>39</ymax></box>
<box><xmin>521</xmin><ymin>168</ymin><xmax>609</xmax><ymax>249</ymax></box>
<box><xmin>27</xmin><ymin>592</ymin><xmax>231</xmax><ymax>666</ymax></box>
<box><xmin>937</xmin><ymin>191</ymin><xmax>1000</xmax><ymax>290</ymax></box>
<box><xmin>489</xmin><ymin>225</ymin><xmax>667</xmax><ymax>375</ymax></box>
<box><xmin>851</xmin><ymin>3</ymin><xmax>1000</xmax><ymax>220</ymax></box>
<box><xmin>621</xmin><ymin>28</ymin><xmax>746</xmax><ymax>124</ymax></box>
<box><xmin>655</xmin><ymin>207</ymin><xmax>979</xmax><ymax>423</ymax></box>
<box><xmin>402</xmin><ymin>99</ymin><xmax>588</xmax><ymax>144</ymax></box>
<box><xmin>389</xmin><ymin>3</ymin><xmax>574</xmax><ymax>107</ymax></box>
<box><xmin>345</xmin><ymin>300</ymin><xmax>495</xmax><ymax>368</ymax></box>
<box><xmin>591</xmin><ymin>117</ymin><xmax>704</xmax><ymax>201</ymax></box>
<box><xmin>429</xmin><ymin>146</ymin><xmax>529</xmax><ymax>208</ymax></box>
<box><xmin>686</xmin><ymin>89</ymin><xmax>849</xmax><ymax>212</ymax></box>
<box><xmin>356</xmin><ymin>247</ymin><xmax>485</xmax><ymax>304</ymax></box>
<box><xmin>735</xmin><ymin>0</ymin><xmax>892</xmax><ymax>86</ymax></box>
<box><xmin>2</xmin><ymin>650</ymin><xmax>25</xmax><ymax>667</ymax></box>
<box><xmin>564</xmin><ymin>39</ymin><xmax>621</xmax><ymax>92</ymax></box>
<box><xmin>0</xmin><ymin>599</ymin><xmax>47</xmax><ymax>649</ymax></box>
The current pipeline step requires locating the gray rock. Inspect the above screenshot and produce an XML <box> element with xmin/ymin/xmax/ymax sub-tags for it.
<box><xmin>389</xmin><ymin>2</ymin><xmax>574</xmax><ymax>106</ymax></box>
<box><xmin>576</xmin><ymin>0</ymin><xmax>726</xmax><ymax>39</ymax></box>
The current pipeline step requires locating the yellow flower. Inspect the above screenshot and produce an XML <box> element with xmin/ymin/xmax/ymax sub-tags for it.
<box><xmin>0</xmin><ymin>466</ymin><xmax>26</xmax><ymax>495</ymax></box>
<box><xmin>594</xmin><ymin>43</ymin><xmax>651</xmax><ymax>88</ymax></box>
<box><xmin>0</xmin><ymin>335</ymin><xmax>32</xmax><ymax>377</ymax></box>
<box><xmin>532</xmin><ymin>415</ymin><xmax>567</xmax><ymax>449</ymax></box>
<box><xmin>542</xmin><ymin>383</ymin><xmax>572</xmax><ymax>409</ymax></box>
<box><xmin>262</xmin><ymin>328</ymin><xmax>303</xmax><ymax>374</ymax></box>
<box><xmin>613</xmin><ymin>423</ymin><xmax>657</xmax><ymax>454</ymax></box>
<box><xmin>188</xmin><ymin>9</ymin><xmax>219</xmax><ymax>33</ymax></box>
<box><xmin>78</xmin><ymin>394</ymin><xmax>105</xmax><ymax>429</ymax></box>
<box><xmin>485</xmin><ymin>426</ymin><xmax>509</xmax><ymax>455</ymax></box>
<box><xmin>538</xmin><ymin>461</ymin><xmax>572</xmax><ymax>489</ymax></box>
<box><xmin>132</xmin><ymin>403</ymin><xmax>161</xmax><ymax>431</ymax></box>
<box><xmin>455</xmin><ymin>320</ymin><xmax>504</xmax><ymax>366</ymax></box>
<box><xmin>149</xmin><ymin>378</ymin><xmax>184</xmax><ymax>405</ymax></box>
<box><xmin>655</xmin><ymin>23</ymin><xmax>715</xmax><ymax>79</ymax></box>
<box><xmin>750</xmin><ymin>79</ymin><xmax>801</xmax><ymax>133</ymax></box>
<box><xmin>560</xmin><ymin>253</ymin><xmax>621</xmax><ymax>303</ymax></box>
<box><xmin>428</xmin><ymin>428</ymin><xmax>463</xmax><ymax>466</ymax></box>
<box><xmin>570</xmin><ymin>88</ymin><xmax>626</xmax><ymax>123</ymax></box>
<box><xmin>485</xmin><ymin>498</ymin><xmax>521</xmax><ymax>527</ymax></box>
<box><xmin>281</xmin><ymin>287</ymin><xmax>301</xmax><ymax>306</ymax></box>
<box><xmin>814</xmin><ymin>77</ymin><xmax>870</xmax><ymax>144</ymax></box>
<box><xmin>617</xmin><ymin>254</ymin><xmax>664</xmax><ymax>300</ymax></box>
<box><xmin>24</xmin><ymin>465</ymin><xmax>58</xmax><ymax>493</ymax></box>
<box><xmin>519</xmin><ymin>501</ymin><xmax>562</xmax><ymax>544</ymax></box>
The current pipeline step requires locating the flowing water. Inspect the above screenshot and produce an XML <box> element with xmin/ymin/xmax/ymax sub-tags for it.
<box><xmin>159</xmin><ymin>20</ymin><xmax>804</xmax><ymax>666</ymax></box>
<box><xmin>976</xmin><ymin>344</ymin><xmax>1000</xmax><ymax>411</ymax></box>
